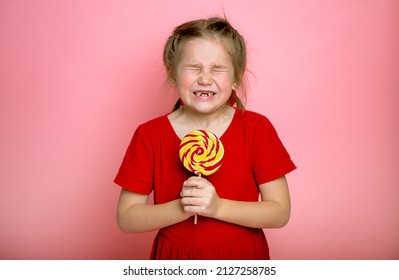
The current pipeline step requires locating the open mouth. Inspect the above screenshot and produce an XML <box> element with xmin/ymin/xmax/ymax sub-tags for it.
<box><xmin>193</xmin><ymin>91</ymin><xmax>215</xmax><ymax>97</ymax></box>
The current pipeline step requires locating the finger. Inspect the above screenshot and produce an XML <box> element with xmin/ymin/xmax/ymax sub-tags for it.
<box><xmin>181</xmin><ymin>186</ymin><xmax>198</xmax><ymax>197</ymax></box>
<box><xmin>181</xmin><ymin>197</ymin><xmax>202</xmax><ymax>207</ymax></box>
<box><xmin>186</xmin><ymin>176</ymin><xmax>208</xmax><ymax>184</ymax></box>
<box><xmin>181</xmin><ymin>196</ymin><xmax>204</xmax><ymax>206</ymax></box>
<box><xmin>183</xmin><ymin>205</ymin><xmax>203</xmax><ymax>215</ymax></box>
<box><xmin>185</xmin><ymin>177</ymin><xmax>210</xmax><ymax>189</ymax></box>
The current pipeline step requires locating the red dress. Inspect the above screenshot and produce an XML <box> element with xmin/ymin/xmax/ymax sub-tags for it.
<box><xmin>114</xmin><ymin>109</ymin><xmax>296</xmax><ymax>259</ymax></box>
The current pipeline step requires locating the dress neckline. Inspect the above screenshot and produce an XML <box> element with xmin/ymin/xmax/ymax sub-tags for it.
<box><xmin>165</xmin><ymin>108</ymin><xmax>240</xmax><ymax>142</ymax></box>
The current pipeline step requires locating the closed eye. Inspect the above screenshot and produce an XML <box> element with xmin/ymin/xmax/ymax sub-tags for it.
<box><xmin>212</xmin><ymin>66</ymin><xmax>230</xmax><ymax>73</ymax></box>
<box><xmin>183</xmin><ymin>64</ymin><xmax>201</xmax><ymax>72</ymax></box>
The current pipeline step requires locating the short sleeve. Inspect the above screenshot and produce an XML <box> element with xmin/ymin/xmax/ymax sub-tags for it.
<box><xmin>250</xmin><ymin>116</ymin><xmax>296</xmax><ymax>185</ymax></box>
<box><xmin>114</xmin><ymin>125</ymin><xmax>154</xmax><ymax>194</ymax></box>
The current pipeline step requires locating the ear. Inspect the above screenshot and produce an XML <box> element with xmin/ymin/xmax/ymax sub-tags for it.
<box><xmin>232</xmin><ymin>82</ymin><xmax>238</xmax><ymax>90</ymax></box>
<box><xmin>166</xmin><ymin>65</ymin><xmax>176</xmax><ymax>86</ymax></box>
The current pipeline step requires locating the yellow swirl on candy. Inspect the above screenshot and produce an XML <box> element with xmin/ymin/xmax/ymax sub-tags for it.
<box><xmin>179</xmin><ymin>130</ymin><xmax>224</xmax><ymax>176</ymax></box>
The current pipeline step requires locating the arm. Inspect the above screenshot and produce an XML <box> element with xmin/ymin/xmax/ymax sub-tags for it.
<box><xmin>180</xmin><ymin>176</ymin><xmax>291</xmax><ymax>228</ymax></box>
<box><xmin>117</xmin><ymin>188</ymin><xmax>192</xmax><ymax>233</ymax></box>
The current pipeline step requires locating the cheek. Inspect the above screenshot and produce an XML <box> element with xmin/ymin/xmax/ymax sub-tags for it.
<box><xmin>177</xmin><ymin>73</ymin><xmax>197</xmax><ymax>87</ymax></box>
<box><xmin>213</xmin><ymin>74</ymin><xmax>235</xmax><ymax>87</ymax></box>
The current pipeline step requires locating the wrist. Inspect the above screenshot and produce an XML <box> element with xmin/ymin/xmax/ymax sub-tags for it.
<box><xmin>213</xmin><ymin>197</ymin><xmax>225</xmax><ymax>220</ymax></box>
<box><xmin>178</xmin><ymin>198</ymin><xmax>194</xmax><ymax>219</ymax></box>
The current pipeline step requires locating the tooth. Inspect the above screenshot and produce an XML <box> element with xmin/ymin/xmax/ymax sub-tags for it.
<box><xmin>193</xmin><ymin>91</ymin><xmax>213</xmax><ymax>96</ymax></box>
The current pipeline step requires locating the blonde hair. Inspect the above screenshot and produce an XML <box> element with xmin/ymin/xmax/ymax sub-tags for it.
<box><xmin>163</xmin><ymin>17</ymin><xmax>247</xmax><ymax>110</ymax></box>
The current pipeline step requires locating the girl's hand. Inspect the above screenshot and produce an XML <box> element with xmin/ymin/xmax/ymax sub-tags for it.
<box><xmin>180</xmin><ymin>176</ymin><xmax>222</xmax><ymax>218</ymax></box>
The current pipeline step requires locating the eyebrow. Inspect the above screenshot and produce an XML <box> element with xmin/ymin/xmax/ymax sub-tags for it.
<box><xmin>212</xmin><ymin>65</ymin><xmax>228</xmax><ymax>69</ymax></box>
<box><xmin>183</xmin><ymin>63</ymin><xmax>228</xmax><ymax>69</ymax></box>
<box><xmin>183</xmin><ymin>63</ymin><xmax>201</xmax><ymax>68</ymax></box>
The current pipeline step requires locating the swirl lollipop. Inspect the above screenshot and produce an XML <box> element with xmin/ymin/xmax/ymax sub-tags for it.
<box><xmin>179</xmin><ymin>130</ymin><xmax>224</xmax><ymax>224</ymax></box>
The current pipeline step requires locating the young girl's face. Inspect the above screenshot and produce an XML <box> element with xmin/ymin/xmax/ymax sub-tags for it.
<box><xmin>175</xmin><ymin>38</ymin><xmax>236</xmax><ymax>114</ymax></box>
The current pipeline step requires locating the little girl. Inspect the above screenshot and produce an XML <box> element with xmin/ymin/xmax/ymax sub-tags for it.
<box><xmin>114</xmin><ymin>17</ymin><xmax>296</xmax><ymax>259</ymax></box>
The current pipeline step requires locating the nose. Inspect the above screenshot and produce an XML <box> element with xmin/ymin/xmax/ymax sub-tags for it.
<box><xmin>198</xmin><ymin>70</ymin><xmax>213</xmax><ymax>85</ymax></box>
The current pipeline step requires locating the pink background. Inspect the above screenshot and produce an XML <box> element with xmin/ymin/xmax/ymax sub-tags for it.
<box><xmin>1</xmin><ymin>0</ymin><xmax>398</xmax><ymax>260</ymax></box>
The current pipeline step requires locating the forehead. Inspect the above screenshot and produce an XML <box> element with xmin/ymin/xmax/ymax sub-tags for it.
<box><xmin>178</xmin><ymin>37</ymin><xmax>233</xmax><ymax>65</ymax></box>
